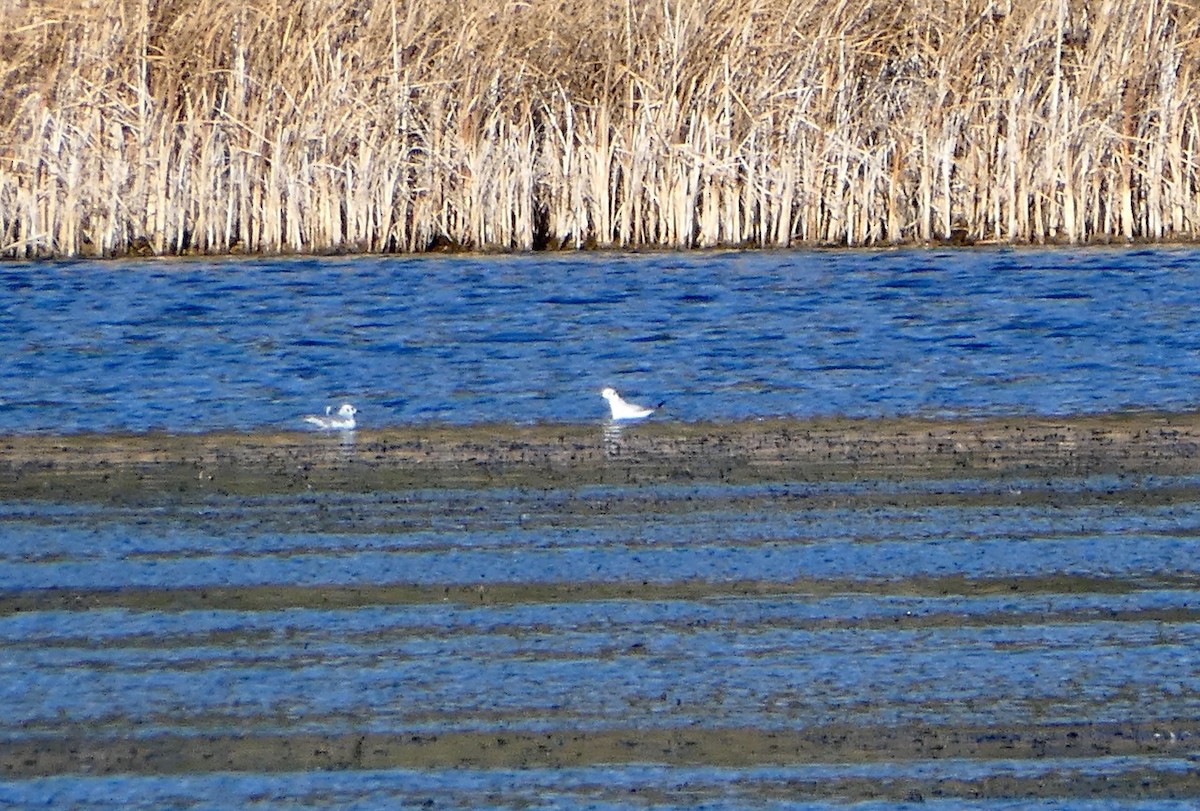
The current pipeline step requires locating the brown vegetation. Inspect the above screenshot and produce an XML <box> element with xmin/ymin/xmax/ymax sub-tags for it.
<box><xmin>2</xmin><ymin>0</ymin><xmax>1199</xmax><ymax>257</ymax></box>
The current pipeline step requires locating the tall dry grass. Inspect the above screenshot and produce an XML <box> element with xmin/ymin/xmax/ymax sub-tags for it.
<box><xmin>2</xmin><ymin>0</ymin><xmax>1199</xmax><ymax>257</ymax></box>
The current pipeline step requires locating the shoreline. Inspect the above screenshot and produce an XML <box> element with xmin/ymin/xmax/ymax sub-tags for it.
<box><xmin>3</xmin><ymin>239</ymin><xmax>1200</xmax><ymax>264</ymax></box>
<box><xmin>4</xmin><ymin>411</ymin><xmax>1200</xmax><ymax>498</ymax></box>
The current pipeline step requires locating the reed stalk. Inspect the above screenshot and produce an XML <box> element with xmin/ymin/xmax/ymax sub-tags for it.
<box><xmin>3</xmin><ymin>0</ymin><xmax>1200</xmax><ymax>257</ymax></box>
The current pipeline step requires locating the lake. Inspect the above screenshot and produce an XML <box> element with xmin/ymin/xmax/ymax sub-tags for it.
<box><xmin>2</xmin><ymin>246</ymin><xmax>1200</xmax><ymax>809</ymax></box>
<box><xmin>4</xmin><ymin>246</ymin><xmax>1200</xmax><ymax>433</ymax></box>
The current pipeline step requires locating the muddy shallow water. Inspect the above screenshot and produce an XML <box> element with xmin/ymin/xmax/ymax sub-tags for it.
<box><xmin>3</xmin><ymin>415</ymin><xmax>1200</xmax><ymax>808</ymax></box>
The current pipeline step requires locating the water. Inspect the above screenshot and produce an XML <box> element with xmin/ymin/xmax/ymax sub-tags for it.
<box><xmin>3</xmin><ymin>246</ymin><xmax>1200</xmax><ymax>432</ymax></box>
<box><xmin>4</xmin><ymin>247</ymin><xmax>1200</xmax><ymax>807</ymax></box>
<box><xmin>3</xmin><ymin>474</ymin><xmax>1200</xmax><ymax>806</ymax></box>
<box><xmin>5</xmin><ymin>480</ymin><xmax>1200</xmax><ymax>590</ymax></box>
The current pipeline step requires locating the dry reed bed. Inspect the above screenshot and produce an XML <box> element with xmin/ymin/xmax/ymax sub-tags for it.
<box><xmin>2</xmin><ymin>0</ymin><xmax>1199</xmax><ymax>257</ymax></box>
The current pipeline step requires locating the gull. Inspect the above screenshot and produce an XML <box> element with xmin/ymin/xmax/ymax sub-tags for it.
<box><xmin>303</xmin><ymin>403</ymin><xmax>359</xmax><ymax>431</ymax></box>
<box><xmin>601</xmin><ymin>387</ymin><xmax>660</xmax><ymax>421</ymax></box>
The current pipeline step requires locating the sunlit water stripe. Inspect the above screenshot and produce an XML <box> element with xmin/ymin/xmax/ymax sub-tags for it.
<box><xmin>8</xmin><ymin>496</ymin><xmax>1200</xmax><ymax>558</ymax></box>
<box><xmin>2</xmin><ymin>525</ymin><xmax>1197</xmax><ymax>589</ymax></box>
<box><xmin>4</xmin><ymin>474</ymin><xmax>1200</xmax><ymax>589</ymax></box>
<box><xmin>4</xmin><ymin>759</ymin><xmax>1198</xmax><ymax>811</ymax></box>
<box><xmin>4</xmin><ymin>595</ymin><xmax>1200</xmax><ymax>735</ymax></box>
<box><xmin>5</xmin><ymin>587</ymin><xmax>1200</xmax><ymax>644</ymax></box>
<box><xmin>4</xmin><ymin>504</ymin><xmax>1197</xmax><ymax>560</ymax></box>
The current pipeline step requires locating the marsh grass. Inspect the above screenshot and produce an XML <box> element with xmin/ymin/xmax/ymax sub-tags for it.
<box><xmin>2</xmin><ymin>0</ymin><xmax>1199</xmax><ymax>257</ymax></box>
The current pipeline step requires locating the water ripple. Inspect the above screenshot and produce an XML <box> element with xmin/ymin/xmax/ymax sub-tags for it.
<box><xmin>2</xmin><ymin>247</ymin><xmax>1200</xmax><ymax>433</ymax></box>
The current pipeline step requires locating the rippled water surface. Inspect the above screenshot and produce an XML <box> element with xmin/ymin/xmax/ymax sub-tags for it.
<box><xmin>4</xmin><ymin>247</ymin><xmax>1200</xmax><ymax>809</ymax></box>
<box><xmin>4</xmin><ymin>470</ymin><xmax>1200</xmax><ymax>808</ymax></box>
<box><xmin>4</xmin><ymin>246</ymin><xmax>1200</xmax><ymax>432</ymax></box>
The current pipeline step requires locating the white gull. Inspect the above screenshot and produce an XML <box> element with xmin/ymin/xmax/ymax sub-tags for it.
<box><xmin>303</xmin><ymin>403</ymin><xmax>359</xmax><ymax>430</ymax></box>
<box><xmin>601</xmin><ymin>387</ymin><xmax>660</xmax><ymax>421</ymax></box>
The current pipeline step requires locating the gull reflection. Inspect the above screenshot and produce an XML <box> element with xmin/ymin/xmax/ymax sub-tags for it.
<box><xmin>603</xmin><ymin>420</ymin><xmax>624</xmax><ymax>456</ymax></box>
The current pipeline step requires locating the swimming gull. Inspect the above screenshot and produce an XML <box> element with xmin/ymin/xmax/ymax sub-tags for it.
<box><xmin>601</xmin><ymin>387</ymin><xmax>660</xmax><ymax>421</ymax></box>
<box><xmin>303</xmin><ymin>403</ymin><xmax>359</xmax><ymax>430</ymax></box>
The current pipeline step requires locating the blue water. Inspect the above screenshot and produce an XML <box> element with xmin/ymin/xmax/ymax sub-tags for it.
<box><xmin>6</xmin><ymin>766</ymin><xmax>1196</xmax><ymax>811</ymax></box>
<box><xmin>4</xmin><ymin>480</ymin><xmax>1200</xmax><ymax>590</ymax></box>
<box><xmin>5</xmin><ymin>246</ymin><xmax>1200</xmax><ymax>809</ymax></box>
<box><xmin>5</xmin><ymin>475</ymin><xmax>1200</xmax><ymax>740</ymax></box>
<box><xmin>3</xmin><ymin>246</ymin><xmax>1200</xmax><ymax>433</ymax></box>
